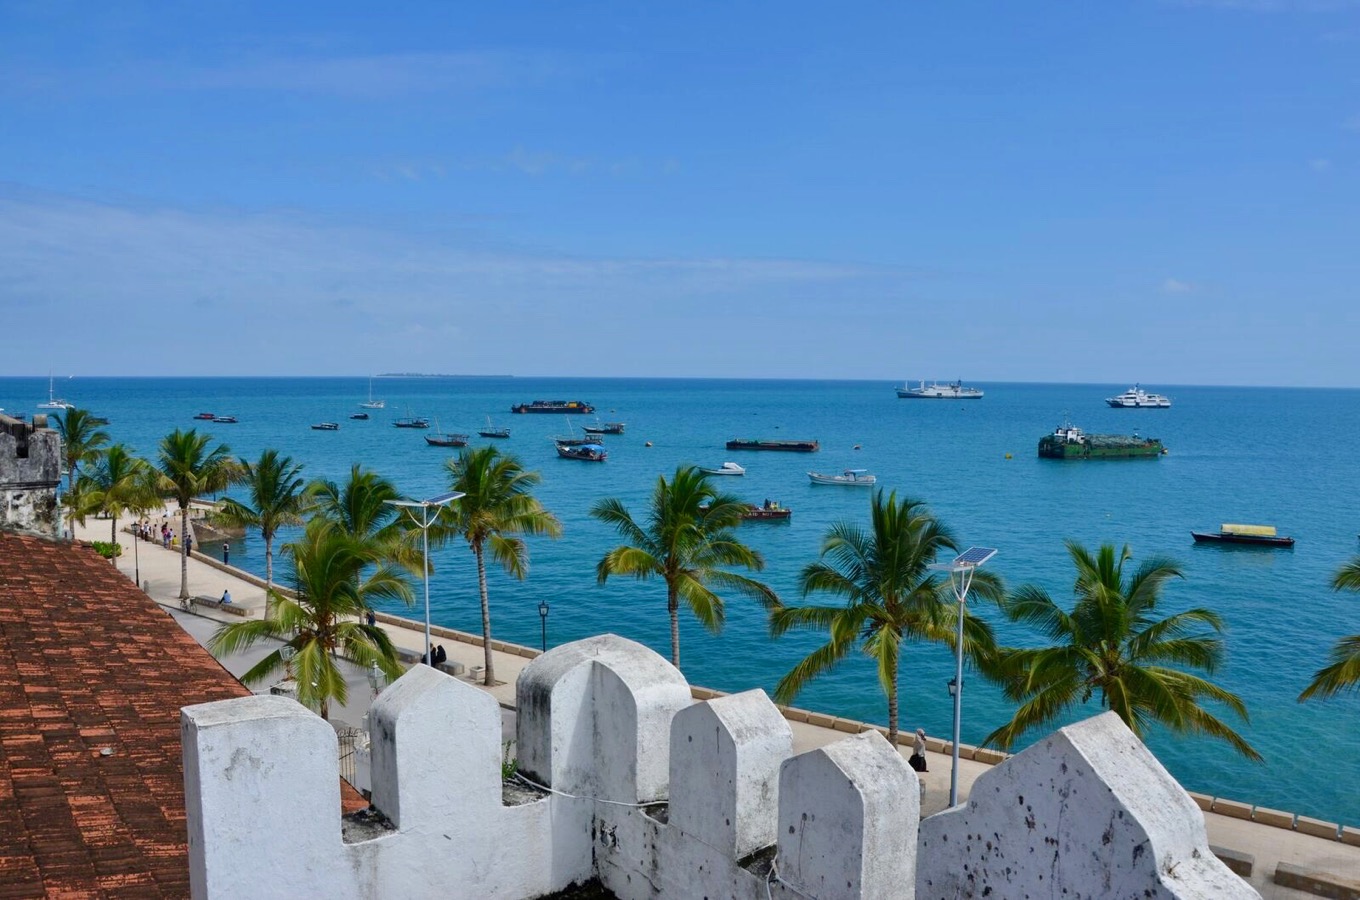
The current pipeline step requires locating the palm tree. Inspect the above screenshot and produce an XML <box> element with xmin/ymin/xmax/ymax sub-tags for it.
<box><xmin>592</xmin><ymin>465</ymin><xmax>777</xmax><ymax>670</ymax></box>
<box><xmin>306</xmin><ymin>464</ymin><xmax>421</xmax><ymax>573</ymax></box>
<box><xmin>216</xmin><ymin>450</ymin><xmax>307</xmax><ymax>590</ymax></box>
<box><xmin>769</xmin><ymin>490</ymin><xmax>1002</xmax><ymax>745</ymax></box>
<box><xmin>433</xmin><ymin>446</ymin><xmax>561</xmax><ymax>686</ymax></box>
<box><xmin>156</xmin><ymin>428</ymin><xmax>241</xmax><ymax>601</ymax></box>
<box><xmin>209</xmin><ymin>520</ymin><xmax>414</xmax><ymax>720</ymax></box>
<box><xmin>984</xmin><ymin>541</ymin><xmax>1260</xmax><ymax>761</ymax></box>
<box><xmin>1298</xmin><ymin>558</ymin><xmax>1360</xmax><ymax>701</ymax></box>
<box><xmin>87</xmin><ymin>444</ymin><xmax>155</xmax><ymax>547</ymax></box>
<box><xmin>53</xmin><ymin>407</ymin><xmax>109</xmax><ymax>536</ymax></box>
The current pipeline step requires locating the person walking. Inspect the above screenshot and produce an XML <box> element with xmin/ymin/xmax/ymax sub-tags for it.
<box><xmin>910</xmin><ymin>728</ymin><xmax>929</xmax><ymax>772</ymax></box>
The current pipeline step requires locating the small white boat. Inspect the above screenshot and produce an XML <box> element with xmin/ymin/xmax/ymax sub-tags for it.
<box><xmin>808</xmin><ymin>469</ymin><xmax>876</xmax><ymax>486</ymax></box>
<box><xmin>701</xmin><ymin>462</ymin><xmax>746</xmax><ymax>477</ymax></box>
<box><xmin>37</xmin><ymin>375</ymin><xmax>74</xmax><ymax>410</ymax></box>
<box><xmin>896</xmin><ymin>380</ymin><xmax>983</xmax><ymax>400</ymax></box>
<box><xmin>359</xmin><ymin>377</ymin><xmax>386</xmax><ymax>410</ymax></box>
<box><xmin>1105</xmin><ymin>385</ymin><xmax>1171</xmax><ymax>408</ymax></box>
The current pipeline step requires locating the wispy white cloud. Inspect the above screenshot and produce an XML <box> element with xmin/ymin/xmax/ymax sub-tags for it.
<box><xmin>0</xmin><ymin>187</ymin><xmax>913</xmax><ymax>376</ymax></box>
<box><xmin>1308</xmin><ymin>158</ymin><xmax>1333</xmax><ymax>172</ymax></box>
<box><xmin>1161</xmin><ymin>278</ymin><xmax>1196</xmax><ymax>293</ymax></box>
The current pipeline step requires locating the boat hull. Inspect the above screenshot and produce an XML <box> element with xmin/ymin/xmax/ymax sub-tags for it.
<box><xmin>1191</xmin><ymin>532</ymin><xmax>1295</xmax><ymax>548</ymax></box>
<box><xmin>808</xmin><ymin>472</ymin><xmax>876</xmax><ymax>486</ymax></box>
<box><xmin>512</xmin><ymin>401</ymin><xmax>595</xmax><ymax>414</ymax></box>
<box><xmin>1038</xmin><ymin>437</ymin><xmax>1164</xmax><ymax>459</ymax></box>
<box><xmin>726</xmin><ymin>439</ymin><xmax>820</xmax><ymax>452</ymax></box>
<box><xmin>478</xmin><ymin>430</ymin><xmax>510</xmax><ymax>438</ymax></box>
<box><xmin>556</xmin><ymin>445</ymin><xmax>606</xmax><ymax>461</ymax></box>
<box><xmin>425</xmin><ymin>435</ymin><xmax>469</xmax><ymax>447</ymax></box>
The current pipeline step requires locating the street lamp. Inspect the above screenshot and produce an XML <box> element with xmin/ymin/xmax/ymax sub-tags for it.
<box><xmin>538</xmin><ymin>601</ymin><xmax>550</xmax><ymax>652</ymax></box>
<box><xmin>368</xmin><ymin>660</ymin><xmax>387</xmax><ymax>698</ymax></box>
<box><xmin>385</xmin><ymin>490</ymin><xmax>464</xmax><ymax>665</ymax></box>
<box><xmin>929</xmin><ymin>546</ymin><xmax>997</xmax><ymax>808</ymax></box>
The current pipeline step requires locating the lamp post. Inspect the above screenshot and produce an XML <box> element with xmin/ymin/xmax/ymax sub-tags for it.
<box><xmin>385</xmin><ymin>491</ymin><xmax>464</xmax><ymax>665</ymax></box>
<box><xmin>538</xmin><ymin>601</ymin><xmax>550</xmax><ymax>652</ymax></box>
<box><xmin>368</xmin><ymin>660</ymin><xmax>387</xmax><ymax>698</ymax></box>
<box><xmin>929</xmin><ymin>546</ymin><xmax>997</xmax><ymax>808</ymax></box>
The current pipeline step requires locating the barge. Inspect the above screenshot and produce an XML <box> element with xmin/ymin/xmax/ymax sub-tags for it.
<box><xmin>1038</xmin><ymin>423</ymin><xmax>1164</xmax><ymax>460</ymax></box>
<box><xmin>511</xmin><ymin>400</ymin><xmax>595</xmax><ymax>414</ymax></box>
<box><xmin>726</xmin><ymin>439</ymin><xmax>820</xmax><ymax>453</ymax></box>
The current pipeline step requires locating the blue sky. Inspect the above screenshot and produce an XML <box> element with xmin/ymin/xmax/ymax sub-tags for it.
<box><xmin>1</xmin><ymin>1</ymin><xmax>1357</xmax><ymax>384</ymax></box>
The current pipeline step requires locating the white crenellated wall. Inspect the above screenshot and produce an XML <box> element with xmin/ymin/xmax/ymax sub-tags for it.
<box><xmin>182</xmin><ymin>635</ymin><xmax>1259</xmax><ymax>900</ymax></box>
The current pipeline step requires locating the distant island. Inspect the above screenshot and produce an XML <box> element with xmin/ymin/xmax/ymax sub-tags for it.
<box><xmin>375</xmin><ymin>373</ymin><xmax>514</xmax><ymax>378</ymax></box>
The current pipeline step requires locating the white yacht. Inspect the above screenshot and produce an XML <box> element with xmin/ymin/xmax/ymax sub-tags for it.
<box><xmin>1105</xmin><ymin>385</ymin><xmax>1171</xmax><ymax>409</ymax></box>
<box><xmin>38</xmin><ymin>375</ymin><xmax>74</xmax><ymax>410</ymax></box>
<box><xmin>700</xmin><ymin>462</ymin><xmax>746</xmax><ymax>476</ymax></box>
<box><xmin>896</xmin><ymin>380</ymin><xmax>984</xmax><ymax>400</ymax></box>
<box><xmin>359</xmin><ymin>377</ymin><xmax>386</xmax><ymax>410</ymax></box>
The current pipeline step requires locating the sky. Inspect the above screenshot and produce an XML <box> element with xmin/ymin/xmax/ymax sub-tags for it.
<box><xmin>1</xmin><ymin>1</ymin><xmax>1357</xmax><ymax>385</ymax></box>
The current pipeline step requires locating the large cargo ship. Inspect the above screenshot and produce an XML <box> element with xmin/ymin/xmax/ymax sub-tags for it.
<box><xmin>1038</xmin><ymin>423</ymin><xmax>1164</xmax><ymax>460</ymax></box>
<box><xmin>725</xmin><ymin>439</ymin><xmax>820</xmax><ymax>452</ymax></box>
<box><xmin>511</xmin><ymin>400</ymin><xmax>595</xmax><ymax>414</ymax></box>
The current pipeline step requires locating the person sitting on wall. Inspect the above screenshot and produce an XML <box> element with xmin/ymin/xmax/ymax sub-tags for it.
<box><xmin>909</xmin><ymin>728</ymin><xmax>928</xmax><ymax>772</ymax></box>
<box><xmin>433</xmin><ymin>645</ymin><xmax>447</xmax><ymax>665</ymax></box>
<box><xmin>221</xmin><ymin>589</ymin><xmax>232</xmax><ymax>605</ymax></box>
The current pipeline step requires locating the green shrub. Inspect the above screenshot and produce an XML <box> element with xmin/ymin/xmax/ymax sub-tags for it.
<box><xmin>92</xmin><ymin>541</ymin><xmax>122</xmax><ymax>559</ymax></box>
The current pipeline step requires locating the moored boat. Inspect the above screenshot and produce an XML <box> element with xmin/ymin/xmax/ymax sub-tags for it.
<box><xmin>726</xmin><ymin>439</ymin><xmax>820</xmax><ymax>453</ymax></box>
<box><xmin>1105</xmin><ymin>385</ymin><xmax>1172</xmax><ymax>408</ymax></box>
<box><xmin>512</xmin><ymin>400</ymin><xmax>595</xmax><ymax>414</ymax></box>
<box><xmin>556</xmin><ymin>443</ymin><xmax>607</xmax><ymax>462</ymax></box>
<box><xmin>350</xmin><ymin>413</ymin><xmax>369</xmax><ymax>420</ymax></box>
<box><xmin>742</xmin><ymin>500</ymin><xmax>791</xmax><ymax>521</ymax></box>
<box><xmin>478</xmin><ymin>417</ymin><xmax>510</xmax><ymax>438</ymax></box>
<box><xmin>393</xmin><ymin>416</ymin><xmax>430</xmax><ymax>429</ymax></box>
<box><xmin>359</xmin><ymin>377</ymin><xmax>385</xmax><ymax>410</ymax></box>
<box><xmin>194</xmin><ymin>412</ymin><xmax>216</xmax><ymax>420</ymax></box>
<box><xmin>212</xmin><ymin>415</ymin><xmax>238</xmax><ymax>424</ymax></box>
<box><xmin>1192</xmin><ymin>524</ymin><xmax>1294</xmax><ymax>548</ymax></box>
<box><xmin>1038</xmin><ymin>422</ymin><xmax>1164</xmax><ymax>460</ymax></box>
<box><xmin>808</xmin><ymin>469</ymin><xmax>876</xmax><ymax>486</ymax></box>
<box><xmin>425</xmin><ymin>432</ymin><xmax>469</xmax><ymax>447</ymax></box>
<box><xmin>700</xmin><ymin>462</ymin><xmax>746</xmax><ymax>477</ymax></box>
<box><xmin>583</xmin><ymin>421</ymin><xmax>626</xmax><ymax>435</ymax></box>
<box><xmin>895</xmin><ymin>380</ymin><xmax>983</xmax><ymax>400</ymax></box>
<box><xmin>37</xmin><ymin>375</ymin><xmax>75</xmax><ymax>410</ymax></box>
<box><xmin>311</xmin><ymin>422</ymin><xmax>340</xmax><ymax>431</ymax></box>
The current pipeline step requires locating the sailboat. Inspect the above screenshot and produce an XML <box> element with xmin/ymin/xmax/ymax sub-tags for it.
<box><xmin>359</xmin><ymin>377</ymin><xmax>386</xmax><ymax>410</ymax></box>
<box><xmin>478</xmin><ymin>416</ymin><xmax>510</xmax><ymax>439</ymax></box>
<box><xmin>38</xmin><ymin>374</ymin><xmax>74</xmax><ymax>410</ymax></box>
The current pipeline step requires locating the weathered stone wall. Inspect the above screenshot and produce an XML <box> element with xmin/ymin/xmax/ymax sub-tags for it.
<box><xmin>181</xmin><ymin>635</ymin><xmax>1258</xmax><ymax>900</ymax></box>
<box><xmin>0</xmin><ymin>413</ymin><xmax>60</xmax><ymax>537</ymax></box>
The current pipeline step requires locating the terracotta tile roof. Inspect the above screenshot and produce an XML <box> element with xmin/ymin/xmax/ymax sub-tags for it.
<box><xmin>0</xmin><ymin>533</ymin><xmax>365</xmax><ymax>898</ymax></box>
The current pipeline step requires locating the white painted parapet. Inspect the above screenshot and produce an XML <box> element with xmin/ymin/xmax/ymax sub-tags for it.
<box><xmin>777</xmin><ymin>730</ymin><xmax>919</xmax><ymax>900</ymax></box>
<box><xmin>182</xmin><ymin>695</ymin><xmax>341</xmax><ymax>900</ymax></box>
<box><xmin>184</xmin><ymin>639</ymin><xmax>1254</xmax><ymax>899</ymax></box>
<box><xmin>915</xmin><ymin>710</ymin><xmax>1261</xmax><ymax>899</ymax></box>
<box><xmin>669</xmin><ymin>688</ymin><xmax>791</xmax><ymax>858</ymax></box>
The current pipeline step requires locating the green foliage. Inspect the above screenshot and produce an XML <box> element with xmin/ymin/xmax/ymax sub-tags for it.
<box><xmin>91</xmin><ymin>541</ymin><xmax>121</xmax><ymax>559</ymax></box>
<box><xmin>1298</xmin><ymin>557</ymin><xmax>1360</xmax><ymax>701</ymax></box>
<box><xmin>209</xmin><ymin>519</ymin><xmax>414</xmax><ymax>720</ymax></box>
<box><xmin>433</xmin><ymin>446</ymin><xmax>561</xmax><ymax>686</ymax></box>
<box><xmin>216</xmin><ymin>450</ymin><xmax>307</xmax><ymax>588</ymax></box>
<box><xmin>592</xmin><ymin>465</ymin><xmax>777</xmax><ymax>671</ymax></box>
<box><xmin>769</xmin><ymin>489</ymin><xmax>1001</xmax><ymax>744</ymax></box>
<box><xmin>985</xmin><ymin>541</ymin><xmax>1260</xmax><ymax>761</ymax></box>
<box><xmin>501</xmin><ymin>741</ymin><xmax>518</xmax><ymax>780</ymax></box>
<box><xmin>157</xmin><ymin>428</ymin><xmax>243</xmax><ymax>599</ymax></box>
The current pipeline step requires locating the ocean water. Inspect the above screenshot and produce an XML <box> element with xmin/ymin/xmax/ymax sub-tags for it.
<box><xmin>6</xmin><ymin>375</ymin><xmax>1358</xmax><ymax>824</ymax></box>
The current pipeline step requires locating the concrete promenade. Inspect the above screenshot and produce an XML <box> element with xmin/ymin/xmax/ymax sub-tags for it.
<box><xmin>82</xmin><ymin>513</ymin><xmax>1360</xmax><ymax>899</ymax></box>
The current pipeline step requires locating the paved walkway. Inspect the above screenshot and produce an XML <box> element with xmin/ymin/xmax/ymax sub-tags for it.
<box><xmin>83</xmin><ymin>511</ymin><xmax>1360</xmax><ymax>899</ymax></box>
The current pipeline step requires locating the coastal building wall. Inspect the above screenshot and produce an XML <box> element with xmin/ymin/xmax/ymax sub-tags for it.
<box><xmin>0</xmin><ymin>413</ymin><xmax>60</xmax><ymax>537</ymax></box>
<box><xmin>182</xmin><ymin>634</ymin><xmax>1257</xmax><ymax>899</ymax></box>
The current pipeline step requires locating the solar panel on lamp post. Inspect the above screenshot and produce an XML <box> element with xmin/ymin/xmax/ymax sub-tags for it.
<box><xmin>929</xmin><ymin>546</ymin><xmax>997</xmax><ymax>808</ymax></box>
<box><xmin>385</xmin><ymin>491</ymin><xmax>464</xmax><ymax>665</ymax></box>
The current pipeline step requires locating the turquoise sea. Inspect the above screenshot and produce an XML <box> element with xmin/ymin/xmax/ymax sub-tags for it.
<box><xmin>6</xmin><ymin>375</ymin><xmax>1358</xmax><ymax>825</ymax></box>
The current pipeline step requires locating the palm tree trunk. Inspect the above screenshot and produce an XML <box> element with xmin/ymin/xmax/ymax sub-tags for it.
<box><xmin>667</xmin><ymin>581</ymin><xmax>680</xmax><ymax>669</ymax></box>
<box><xmin>476</xmin><ymin>541</ymin><xmax>494</xmax><ymax>686</ymax></box>
<box><xmin>264</xmin><ymin>531</ymin><xmax>274</xmax><ymax>593</ymax></box>
<box><xmin>887</xmin><ymin>653</ymin><xmax>900</xmax><ymax>746</ymax></box>
<box><xmin>110</xmin><ymin>515</ymin><xmax>117</xmax><ymax>549</ymax></box>
<box><xmin>179</xmin><ymin>505</ymin><xmax>190</xmax><ymax>600</ymax></box>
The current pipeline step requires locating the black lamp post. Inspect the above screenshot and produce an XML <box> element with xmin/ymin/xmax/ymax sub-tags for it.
<box><xmin>538</xmin><ymin>601</ymin><xmax>550</xmax><ymax>652</ymax></box>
